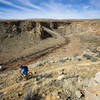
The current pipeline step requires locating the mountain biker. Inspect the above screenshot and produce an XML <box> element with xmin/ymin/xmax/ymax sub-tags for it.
<box><xmin>19</xmin><ymin>65</ymin><xmax>28</xmax><ymax>76</ymax></box>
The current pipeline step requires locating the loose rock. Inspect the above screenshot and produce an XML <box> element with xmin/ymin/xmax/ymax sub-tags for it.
<box><xmin>94</xmin><ymin>72</ymin><xmax>100</xmax><ymax>83</ymax></box>
<box><xmin>57</xmin><ymin>75</ymin><xmax>66</xmax><ymax>81</ymax></box>
<box><xmin>75</xmin><ymin>90</ymin><xmax>82</xmax><ymax>99</ymax></box>
<box><xmin>0</xmin><ymin>65</ymin><xmax>5</xmax><ymax>71</ymax></box>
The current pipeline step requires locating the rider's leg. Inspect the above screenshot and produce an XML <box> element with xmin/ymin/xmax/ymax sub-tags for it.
<box><xmin>24</xmin><ymin>70</ymin><xmax>28</xmax><ymax>80</ymax></box>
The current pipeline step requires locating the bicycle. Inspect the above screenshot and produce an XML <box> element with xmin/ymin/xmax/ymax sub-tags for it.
<box><xmin>16</xmin><ymin>71</ymin><xmax>33</xmax><ymax>83</ymax></box>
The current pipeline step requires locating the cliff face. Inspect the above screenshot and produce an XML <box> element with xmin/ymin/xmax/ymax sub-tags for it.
<box><xmin>0</xmin><ymin>19</ymin><xmax>100</xmax><ymax>64</ymax></box>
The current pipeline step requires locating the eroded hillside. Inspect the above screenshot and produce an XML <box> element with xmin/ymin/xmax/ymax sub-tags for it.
<box><xmin>0</xmin><ymin>19</ymin><xmax>100</xmax><ymax>69</ymax></box>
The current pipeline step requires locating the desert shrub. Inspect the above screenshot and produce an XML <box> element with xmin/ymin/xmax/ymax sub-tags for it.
<box><xmin>24</xmin><ymin>88</ymin><xmax>42</xmax><ymax>100</ymax></box>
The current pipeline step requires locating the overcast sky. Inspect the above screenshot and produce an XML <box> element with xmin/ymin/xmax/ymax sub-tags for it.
<box><xmin>0</xmin><ymin>0</ymin><xmax>100</xmax><ymax>19</ymax></box>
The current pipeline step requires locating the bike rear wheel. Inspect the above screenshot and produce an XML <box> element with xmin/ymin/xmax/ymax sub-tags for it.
<box><xmin>16</xmin><ymin>75</ymin><xmax>23</xmax><ymax>83</ymax></box>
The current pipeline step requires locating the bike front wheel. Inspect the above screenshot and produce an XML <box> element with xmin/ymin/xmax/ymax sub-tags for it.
<box><xmin>27</xmin><ymin>72</ymin><xmax>33</xmax><ymax>80</ymax></box>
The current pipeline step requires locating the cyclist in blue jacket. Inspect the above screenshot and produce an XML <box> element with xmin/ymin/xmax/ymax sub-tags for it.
<box><xmin>19</xmin><ymin>65</ymin><xmax>28</xmax><ymax>75</ymax></box>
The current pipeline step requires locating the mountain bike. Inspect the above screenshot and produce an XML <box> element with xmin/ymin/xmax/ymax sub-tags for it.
<box><xmin>16</xmin><ymin>71</ymin><xmax>33</xmax><ymax>83</ymax></box>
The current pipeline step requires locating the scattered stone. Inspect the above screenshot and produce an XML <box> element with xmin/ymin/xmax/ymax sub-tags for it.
<box><xmin>51</xmin><ymin>80</ymin><xmax>61</xmax><ymax>87</ymax></box>
<box><xmin>57</xmin><ymin>91</ymin><xmax>61</xmax><ymax>95</ymax></box>
<box><xmin>68</xmin><ymin>57</ymin><xmax>72</xmax><ymax>61</ymax></box>
<box><xmin>4</xmin><ymin>91</ymin><xmax>8</xmax><ymax>95</ymax></box>
<box><xmin>36</xmin><ymin>73</ymin><xmax>52</xmax><ymax>80</ymax></box>
<box><xmin>21</xmin><ymin>81</ymin><xmax>29</xmax><ymax>87</ymax></box>
<box><xmin>0</xmin><ymin>65</ymin><xmax>2</xmax><ymax>71</ymax></box>
<box><xmin>75</xmin><ymin>90</ymin><xmax>82</xmax><ymax>99</ymax></box>
<box><xmin>29</xmin><ymin>61</ymin><xmax>44</xmax><ymax>68</ymax></box>
<box><xmin>90</xmin><ymin>57</ymin><xmax>98</xmax><ymax>62</ymax></box>
<box><xmin>91</xmin><ymin>49</ymin><xmax>98</xmax><ymax>53</ymax></box>
<box><xmin>59</xmin><ymin>71</ymin><xmax>64</xmax><ymax>75</ymax></box>
<box><xmin>36</xmin><ymin>61</ymin><xmax>44</xmax><ymax>66</ymax></box>
<box><xmin>58</xmin><ymin>58</ymin><xmax>66</xmax><ymax>63</ymax></box>
<box><xmin>83</xmin><ymin>54</ymin><xmax>97</xmax><ymax>62</ymax></box>
<box><xmin>63</xmin><ymin>57</ymin><xmax>69</xmax><ymax>60</ymax></box>
<box><xmin>34</xmin><ymin>72</ymin><xmax>37</xmax><ymax>74</ymax></box>
<box><xmin>76</xmin><ymin>56</ymin><xmax>82</xmax><ymax>61</ymax></box>
<box><xmin>29</xmin><ymin>56</ymin><xmax>74</xmax><ymax>69</ymax></box>
<box><xmin>77</xmin><ymin>58</ymin><xmax>82</xmax><ymax>61</ymax></box>
<box><xmin>59</xmin><ymin>69</ymin><xmax>65</xmax><ymax>75</ymax></box>
<box><xmin>57</xmin><ymin>75</ymin><xmax>66</xmax><ymax>81</ymax></box>
<box><xmin>0</xmin><ymin>65</ymin><xmax>5</xmax><ymax>71</ymax></box>
<box><xmin>94</xmin><ymin>72</ymin><xmax>100</xmax><ymax>83</ymax></box>
<box><xmin>42</xmin><ymin>94</ymin><xmax>46</xmax><ymax>97</ymax></box>
<box><xmin>18</xmin><ymin>92</ymin><xmax>22</xmax><ymax>97</ymax></box>
<box><xmin>49</xmin><ymin>60</ymin><xmax>55</xmax><ymax>63</ymax></box>
<box><xmin>83</xmin><ymin>54</ymin><xmax>93</xmax><ymax>60</ymax></box>
<box><xmin>66</xmin><ymin>96</ymin><xmax>72</xmax><ymax>100</ymax></box>
<box><xmin>42</xmin><ymin>73</ymin><xmax>52</xmax><ymax>78</ymax></box>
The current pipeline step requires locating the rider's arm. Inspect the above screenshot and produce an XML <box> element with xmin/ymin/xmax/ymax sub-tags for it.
<box><xmin>20</xmin><ymin>68</ymin><xmax>22</xmax><ymax>71</ymax></box>
<box><xmin>20</xmin><ymin>68</ymin><xmax>23</xmax><ymax>73</ymax></box>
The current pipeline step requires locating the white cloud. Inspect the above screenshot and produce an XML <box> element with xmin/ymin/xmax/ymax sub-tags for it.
<box><xmin>0</xmin><ymin>0</ymin><xmax>39</xmax><ymax>11</ymax></box>
<box><xmin>17</xmin><ymin>0</ymin><xmax>41</xmax><ymax>10</ymax></box>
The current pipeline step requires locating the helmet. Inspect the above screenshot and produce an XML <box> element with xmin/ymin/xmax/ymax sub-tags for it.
<box><xmin>17</xmin><ymin>64</ymin><xmax>22</xmax><ymax>68</ymax></box>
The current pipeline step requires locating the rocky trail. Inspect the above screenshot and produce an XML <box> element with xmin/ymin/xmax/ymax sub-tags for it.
<box><xmin>1</xmin><ymin>50</ymin><xmax>100</xmax><ymax>100</ymax></box>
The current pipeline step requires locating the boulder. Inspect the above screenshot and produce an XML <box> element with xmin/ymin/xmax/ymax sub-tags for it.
<box><xmin>94</xmin><ymin>72</ymin><xmax>100</xmax><ymax>83</ymax></box>
<box><xmin>57</xmin><ymin>75</ymin><xmax>66</xmax><ymax>81</ymax></box>
<box><xmin>0</xmin><ymin>65</ymin><xmax>5</xmax><ymax>71</ymax></box>
<box><xmin>75</xmin><ymin>90</ymin><xmax>82</xmax><ymax>99</ymax></box>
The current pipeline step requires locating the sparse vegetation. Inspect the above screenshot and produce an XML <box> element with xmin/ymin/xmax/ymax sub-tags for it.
<box><xmin>24</xmin><ymin>89</ymin><xmax>42</xmax><ymax>100</ymax></box>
